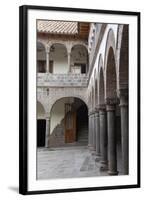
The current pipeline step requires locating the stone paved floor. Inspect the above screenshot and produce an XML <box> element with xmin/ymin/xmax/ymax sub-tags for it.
<box><xmin>37</xmin><ymin>146</ymin><xmax>109</xmax><ymax>180</ymax></box>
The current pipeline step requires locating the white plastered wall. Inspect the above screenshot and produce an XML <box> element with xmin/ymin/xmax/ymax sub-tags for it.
<box><xmin>50</xmin><ymin>98</ymin><xmax>65</xmax><ymax>134</ymax></box>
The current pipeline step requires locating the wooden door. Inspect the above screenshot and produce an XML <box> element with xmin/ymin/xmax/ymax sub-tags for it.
<box><xmin>65</xmin><ymin>104</ymin><xmax>76</xmax><ymax>143</ymax></box>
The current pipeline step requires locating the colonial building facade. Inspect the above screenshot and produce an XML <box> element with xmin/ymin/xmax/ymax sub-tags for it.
<box><xmin>37</xmin><ymin>20</ymin><xmax>128</xmax><ymax>176</ymax></box>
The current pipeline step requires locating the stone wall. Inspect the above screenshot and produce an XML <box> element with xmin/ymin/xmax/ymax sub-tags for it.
<box><xmin>37</xmin><ymin>87</ymin><xmax>88</xmax><ymax>115</ymax></box>
<box><xmin>37</xmin><ymin>73</ymin><xmax>88</xmax><ymax>87</ymax></box>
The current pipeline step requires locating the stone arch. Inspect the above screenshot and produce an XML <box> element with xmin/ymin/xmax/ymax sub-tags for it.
<box><xmin>37</xmin><ymin>40</ymin><xmax>46</xmax><ymax>51</ymax></box>
<box><xmin>37</xmin><ymin>101</ymin><xmax>46</xmax><ymax>119</ymax></box>
<box><xmin>98</xmin><ymin>67</ymin><xmax>105</xmax><ymax>106</ymax></box>
<box><xmin>97</xmin><ymin>54</ymin><xmax>105</xmax><ymax>105</ymax></box>
<box><xmin>98</xmin><ymin>54</ymin><xmax>103</xmax><ymax>74</ymax></box>
<box><xmin>105</xmin><ymin>47</ymin><xmax>117</xmax><ymax>100</ymax></box>
<box><xmin>49</xmin><ymin>42</ymin><xmax>67</xmax><ymax>52</ymax></box>
<box><xmin>104</xmin><ymin>28</ymin><xmax>116</xmax><ymax>71</ymax></box>
<box><xmin>71</xmin><ymin>43</ymin><xmax>88</xmax><ymax>51</ymax></box>
<box><xmin>49</xmin><ymin>97</ymin><xmax>88</xmax><ymax>146</ymax></box>
<box><xmin>49</xmin><ymin>94</ymin><xmax>88</xmax><ymax>114</ymax></box>
<box><xmin>89</xmin><ymin>90</ymin><xmax>92</xmax><ymax>109</ymax></box>
<box><xmin>118</xmin><ymin>25</ymin><xmax>129</xmax><ymax>90</ymax></box>
<box><xmin>88</xmin><ymin>92</ymin><xmax>91</xmax><ymax>106</ymax></box>
<box><xmin>91</xmin><ymin>86</ymin><xmax>94</xmax><ymax>109</ymax></box>
<box><xmin>71</xmin><ymin>44</ymin><xmax>89</xmax><ymax>73</ymax></box>
<box><xmin>94</xmin><ymin>68</ymin><xmax>97</xmax><ymax>80</ymax></box>
<box><xmin>95</xmin><ymin>78</ymin><xmax>98</xmax><ymax>107</ymax></box>
<box><xmin>50</xmin><ymin>96</ymin><xmax>88</xmax><ymax>115</ymax></box>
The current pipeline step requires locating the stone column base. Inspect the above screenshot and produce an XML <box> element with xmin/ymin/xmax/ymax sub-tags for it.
<box><xmin>95</xmin><ymin>155</ymin><xmax>101</xmax><ymax>162</ymax></box>
<box><xmin>108</xmin><ymin>170</ymin><xmax>119</xmax><ymax>175</ymax></box>
<box><xmin>100</xmin><ymin>161</ymin><xmax>108</xmax><ymax>171</ymax></box>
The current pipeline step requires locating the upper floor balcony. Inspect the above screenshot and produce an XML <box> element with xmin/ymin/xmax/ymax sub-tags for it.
<box><xmin>37</xmin><ymin>73</ymin><xmax>88</xmax><ymax>87</ymax></box>
<box><xmin>37</xmin><ymin>42</ymin><xmax>89</xmax><ymax>87</ymax></box>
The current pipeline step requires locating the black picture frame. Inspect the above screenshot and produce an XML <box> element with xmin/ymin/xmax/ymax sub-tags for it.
<box><xmin>19</xmin><ymin>5</ymin><xmax>141</xmax><ymax>195</ymax></box>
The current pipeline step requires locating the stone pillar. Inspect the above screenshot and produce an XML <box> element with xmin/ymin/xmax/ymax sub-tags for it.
<box><xmin>88</xmin><ymin>111</ymin><xmax>92</xmax><ymax>148</ymax></box>
<box><xmin>88</xmin><ymin>111</ymin><xmax>93</xmax><ymax>150</ymax></box>
<box><xmin>99</xmin><ymin>105</ymin><xmax>108</xmax><ymax>171</ymax></box>
<box><xmin>119</xmin><ymin>89</ymin><xmax>128</xmax><ymax>174</ymax></box>
<box><xmin>95</xmin><ymin>108</ymin><xmax>100</xmax><ymax>160</ymax></box>
<box><xmin>45</xmin><ymin>116</ymin><xmax>50</xmax><ymax>147</ymax></box>
<box><xmin>91</xmin><ymin>111</ymin><xmax>96</xmax><ymax>153</ymax></box>
<box><xmin>46</xmin><ymin>50</ymin><xmax>50</xmax><ymax>73</ymax></box>
<box><xmin>106</xmin><ymin>99</ymin><xmax>118</xmax><ymax>175</ymax></box>
<box><xmin>68</xmin><ymin>52</ymin><xmax>71</xmax><ymax>73</ymax></box>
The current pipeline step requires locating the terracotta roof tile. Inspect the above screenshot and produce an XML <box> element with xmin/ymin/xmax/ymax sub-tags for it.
<box><xmin>37</xmin><ymin>20</ymin><xmax>78</xmax><ymax>34</ymax></box>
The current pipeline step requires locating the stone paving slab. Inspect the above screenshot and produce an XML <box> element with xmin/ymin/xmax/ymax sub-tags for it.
<box><xmin>37</xmin><ymin>146</ymin><xmax>108</xmax><ymax>180</ymax></box>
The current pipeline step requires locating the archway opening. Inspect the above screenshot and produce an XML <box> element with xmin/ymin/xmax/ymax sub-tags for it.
<box><xmin>49</xmin><ymin>43</ymin><xmax>68</xmax><ymax>74</ymax></box>
<box><xmin>37</xmin><ymin>42</ymin><xmax>46</xmax><ymax>73</ymax></box>
<box><xmin>106</xmin><ymin>47</ymin><xmax>117</xmax><ymax>99</ymax></box>
<box><xmin>37</xmin><ymin>101</ymin><xmax>46</xmax><ymax>147</ymax></box>
<box><xmin>99</xmin><ymin>68</ymin><xmax>105</xmax><ymax>105</ymax></box>
<box><xmin>95</xmin><ymin>79</ymin><xmax>98</xmax><ymax>106</ymax></box>
<box><xmin>49</xmin><ymin>97</ymin><xmax>88</xmax><ymax>147</ymax></box>
<box><xmin>71</xmin><ymin>45</ymin><xmax>88</xmax><ymax>74</ymax></box>
<box><xmin>91</xmin><ymin>86</ymin><xmax>94</xmax><ymax>109</ymax></box>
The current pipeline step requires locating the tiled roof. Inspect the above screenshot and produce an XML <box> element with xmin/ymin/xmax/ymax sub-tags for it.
<box><xmin>37</xmin><ymin>20</ymin><xmax>78</xmax><ymax>34</ymax></box>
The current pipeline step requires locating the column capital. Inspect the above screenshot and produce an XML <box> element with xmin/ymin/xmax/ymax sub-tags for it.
<box><xmin>98</xmin><ymin>104</ymin><xmax>106</xmax><ymax>111</ymax></box>
<box><xmin>91</xmin><ymin>110</ymin><xmax>95</xmax><ymax>115</ymax></box>
<box><xmin>94</xmin><ymin>105</ymin><xmax>99</xmax><ymax>112</ymax></box>
<box><xmin>67</xmin><ymin>51</ymin><xmax>71</xmax><ymax>56</ymax></box>
<box><xmin>119</xmin><ymin>88</ymin><xmax>128</xmax><ymax>98</ymax></box>
<box><xmin>88</xmin><ymin>109</ymin><xmax>95</xmax><ymax>116</ymax></box>
<box><xmin>46</xmin><ymin>50</ymin><xmax>50</xmax><ymax>54</ymax></box>
<box><xmin>99</xmin><ymin>104</ymin><xmax>106</xmax><ymax>115</ymax></box>
<box><xmin>119</xmin><ymin>88</ymin><xmax>128</xmax><ymax>107</ymax></box>
<box><xmin>45</xmin><ymin>113</ymin><xmax>50</xmax><ymax>120</ymax></box>
<box><xmin>45</xmin><ymin>45</ymin><xmax>50</xmax><ymax>54</ymax></box>
<box><xmin>105</xmin><ymin>98</ymin><xmax>118</xmax><ymax>111</ymax></box>
<box><xmin>105</xmin><ymin>97</ymin><xmax>119</xmax><ymax>105</ymax></box>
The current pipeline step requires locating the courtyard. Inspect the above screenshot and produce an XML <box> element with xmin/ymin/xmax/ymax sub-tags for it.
<box><xmin>37</xmin><ymin>145</ymin><xmax>122</xmax><ymax>180</ymax></box>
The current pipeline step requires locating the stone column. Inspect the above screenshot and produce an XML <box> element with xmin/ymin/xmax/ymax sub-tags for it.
<box><xmin>99</xmin><ymin>105</ymin><xmax>108</xmax><ymax>171</ymax></box>
<box><xmin>91</xmin><ymin>111</ymin><xmax>96</xmax><ymax>153</ymax></box>
<box><xmin>88</xmin><ymin>111</ymin><xmax>93</xmax><ymax>150</ymax></box>
<box><xmin>46</xmin><ymin>50</ymin><xmax>50</xmax><ymax>73</ymax></box>
<box><xmin>95</xmin><ymin>108</ymin><xmax>100</xmax><ymax>160</ymax></box>
<box><xmin>68</xmin><ymin>52</ymin><xmax>71</xmax><ymax>73</ymax></box>
<box><xmin>88</xmin><ymin>111</ymin><xmax>92</xmax><ymax>148</ymax></box>
<box><xmin>119</xmin><ymin>89</ymin><xmax>128</xmax><ymax>174</ymax></box>
<box><xmin>45</xmin><ymin>116</ymin><xmax>50</xmax><ymax>147</ymax></box>
<box><xmin>106</xmin><ymin>99</ymin><xmax>118</xmax><ymax>175</ymax></box>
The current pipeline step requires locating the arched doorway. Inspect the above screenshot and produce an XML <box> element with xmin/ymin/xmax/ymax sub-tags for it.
<box><xmin>37</xmin><ymin>101</ymin><xmax>46</xmax><ymax>147</ymax></box>
<box><xmin>49</xmin><ymin>97</ymin><xmax>88</xmax><ymax>147</ymax></box>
